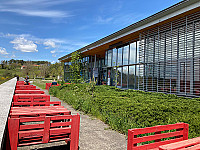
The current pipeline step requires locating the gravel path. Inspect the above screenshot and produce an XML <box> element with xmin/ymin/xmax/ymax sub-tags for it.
<box><xmin>18</xmin><ymin>86</ymin><xmax>127</xmax><ymax>150</ymax></box>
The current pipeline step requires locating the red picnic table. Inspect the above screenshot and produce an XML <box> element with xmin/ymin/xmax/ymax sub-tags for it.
<box><xmin>10</xmin><ymin>106</ymin><xmax>71</xmax><ymax>118</ymax></box>
<box><xmin>159</xmin><ymin>137</ymin><xmax>200</xmax><ymax>150</ymax></box>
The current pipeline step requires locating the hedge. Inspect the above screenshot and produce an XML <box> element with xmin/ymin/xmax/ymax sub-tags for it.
<box><xmin>49</xmin><ymin>83</ymin><xmax>200</xmax><ymax>138</ymax></box>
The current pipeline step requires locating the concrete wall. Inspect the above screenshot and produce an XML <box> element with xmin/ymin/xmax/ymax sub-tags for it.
<box><xmin>0</xmin><ymin>78</ymin><xmax>16</xmax><ymax>150</ymax></box>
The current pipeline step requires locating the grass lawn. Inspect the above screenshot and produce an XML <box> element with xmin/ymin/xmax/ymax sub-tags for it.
<box><xmin>32</xmin><ymin>79</ymin><xmax>53</xmax><ymax>89</ymax></box>
<box><xmin>49</xmin><ymin>83</ymin><xmax>200</xmax><ymax>139</ymax></box>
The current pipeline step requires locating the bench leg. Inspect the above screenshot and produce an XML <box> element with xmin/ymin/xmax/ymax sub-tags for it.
<box><xmin>7</xmin><ymin>118</ymin><xmax>19</xmax><ymax>150</ymax></box>
<box><xmin>70</xmin><ymin>114</ymin><xmax>80</xmax><ymax>150</ymax></box>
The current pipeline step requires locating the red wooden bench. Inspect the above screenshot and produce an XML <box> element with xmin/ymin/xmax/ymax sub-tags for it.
<box><xmin>7</xmin><ymin>114</ymin><xmax>80</xmax><ymax>150</ymax></box>
<box><xmin>16</xmin><ymin>81</ymin><xmax>25</xmax><ymax>85</ymax></box>
<box><xmin>46</xmin><ymin>83</ymin><xmax>60</xmax><ymax>90</ymax></box>
<box><xmin>13</xmin><ymin>94</ymin><xmax>50</xmax><ymax>102</ymax></box>
<box><xmin>45</xmin><ymin>83</ymin><xmax>52</xmax><ymax>89</ymax></box>
<box><xmin>15</xmin><ymin>90</ymin><xmax>44</xmax><ymax>94</ymax></box>
<box><xmin>12</xmin><ymin>101</ymin><xmax>61</xmax><ymax>107</ymax></box>
<box><xmin>159</xmin><ymin>137</ymin><xmax>200</xmax><ymax>150</ymax></box>
<box><xmin>127</xmin><ymin>123</ymin><xmax>189</xmax><ymax>150</ymax></box>
<box><xmin>16</xmin><ymin>85</ymin><xmax>36</xmax><ymax>90</ymax></box>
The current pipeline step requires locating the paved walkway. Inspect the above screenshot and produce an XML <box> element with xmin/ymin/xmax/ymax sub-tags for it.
<box><xmin>19</xmin><ymin>86</ymin><xmax>127</xmax><ymax>150</ymax></box>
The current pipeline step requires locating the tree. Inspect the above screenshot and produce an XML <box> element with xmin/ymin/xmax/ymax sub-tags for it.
<box><xmin>69</xmin><ymin>51</ymin><xmax>83</xmax><ymax>83</ymax></box>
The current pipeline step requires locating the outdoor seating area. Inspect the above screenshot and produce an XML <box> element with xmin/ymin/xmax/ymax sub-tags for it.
<box><xmin>127</xmin><ymin>123</ymin><xmax>200</xmax><ymax>150</ymax></box>
<box><xmin>6</xmin><ymin>81</ymin><xmax>80</xmax><ymax>150</ymax></box>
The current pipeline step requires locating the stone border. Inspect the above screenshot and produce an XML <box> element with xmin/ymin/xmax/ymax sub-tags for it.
<box><xmin>0</xmin><ymin>78</ymin><xmax>17</xmax><ymax>150</ymax></box>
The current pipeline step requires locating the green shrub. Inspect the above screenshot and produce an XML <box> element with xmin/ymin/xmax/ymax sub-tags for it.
<box><xmin>49</xmin><ymin>84</ymin><xmax>200</xmax><ymax>138</ymax></box>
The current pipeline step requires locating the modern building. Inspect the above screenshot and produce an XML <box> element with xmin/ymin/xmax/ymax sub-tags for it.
<box><xmin>59</xmin><ymin>0</ymin><xmax>200</xmax><ymax>97</ymax></box>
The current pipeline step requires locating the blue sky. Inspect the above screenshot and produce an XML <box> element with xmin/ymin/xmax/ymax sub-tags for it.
<box><xmin>0</xmin><ymin>0</ymin><xmax>182</xmax><ymax>63</ymax></box>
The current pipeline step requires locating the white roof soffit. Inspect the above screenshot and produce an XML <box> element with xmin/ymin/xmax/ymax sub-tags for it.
<box><xmin>59</xmin><ymin>0</ymin><xmax>200</xmax><ymax>61</ymax></box>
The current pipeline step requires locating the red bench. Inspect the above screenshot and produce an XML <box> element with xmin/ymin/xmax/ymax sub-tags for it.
<box><xmin>159</xmin><ymin>137</ymin><xmax>200</xmax><ymax>150</ymax></box>
<box><xmin>45</xmin><ymin>83</ymin><xmax>52</xmax><ymax>89</ymax></box>
<box><xmin>13</xmin><ymin>94</ymin><xmax>50</xmax><ymax>102</ymax></box>
<box><xmin>7</xmin><ymin>114</ymin><xmax>80</xmax><ymax>150</ymax></box>
<box><xmin>16</xmin><ymin>85</ymin><xmax>36</xmax><ymax>90</ymax></box>
<box><xmin>46</xmin><ymin>83</ymin><xmax>60</xmax><ymax>90</ymax></box>
<box><xmin>12</xmin><ymin>101</ymin><xmax>61</xmax><ymax>107</ymax></box>
<box><xmin>16</xmin><ymin>81</ymin><xmax>25</xmax><ymax>85</ymax></box>
<box><xmin>15</xmin><ymin>90</ymin><xmax>44</xmax><ymax>94</ymax></box>
<box><xmin>127</xmin><ymin>123</ymin><xmax>189</xmax><ymax>150</ymax></box>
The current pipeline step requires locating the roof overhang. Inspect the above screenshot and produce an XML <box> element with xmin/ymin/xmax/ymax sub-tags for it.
<box><xmin>59</xmin><ymin>0</ymin><xmax>200</xmax><ymax>62</ymax></box>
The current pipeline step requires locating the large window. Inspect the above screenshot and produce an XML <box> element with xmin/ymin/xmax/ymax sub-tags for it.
<box><xmin>117</xmin><ymin>48</ymin><xmax>122</xmax><ymax>66</ymax></box>
<box><xmin>107</xmin><ymin>50</ymin><xmax>112</xmax><ymax>67</ymax></box>
<box><xmin>130</xmin><ymin>42</ymin><xmax>136</xmax><ymax>64</ymax></box>
<box><xmin>128</xmin><ymin>66</ymin><xmax>135</xmax><ymax>89</ymax></box>
<box><xmin>123</xmin><ymin>45</ymin><xmax>129</xmax><ymax>65</ymax></box>
<box><xmin>122</xmin><ymin>66</ymin><xmax>128</xmax><ymax>88</ymax></box>
<box><xmin>112</xmin><ymin>48</ymin><xmax>117</xmax><ymax>66</ymax></box>
<box><xmin>117</xmin><ymin>67</ymin><xmax>122</xmax><ymax>87</ymax></box>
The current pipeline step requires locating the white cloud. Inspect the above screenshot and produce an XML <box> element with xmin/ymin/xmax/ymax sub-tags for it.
<box><xmin>50</xmin><ymin>50</ymin><xmax>56</xmax><ymax>53</ymax></box>
<box><xmin>0</xmin><ymin>47</ymin><xmax>9</xmax><ymax>55</ymax></box>
<box><xmin>0</xmin><ymin>9</ymin><xmax>70</xmax><ymax>18</ymax></box>
<box><xmin>52</xmin><ymin>54</ymin><xmax>57</xmax><ymax>57</ymax></box>
<box><xmin>10</xmin><ymin>37</ymin><xmax>38</xmax><ymax>52</ymax></box>
<box><xmin>11</xmin><ymin>54</ymin><xmax>16</xmax><ymax>58</ymax></box>
<box><xmin>44</xmin><ymin>40</ymin><xmax>56</xmax><ymax>49</ymax></box>
<box><xmin>0</xmin><ymin>0</ymin><xmax>78</xmax><ymax>18</ymax></box>
<box><xmin>96</xmin><ymin>16</ymin><xmax>113</xmax><ymax>24</ymax></box>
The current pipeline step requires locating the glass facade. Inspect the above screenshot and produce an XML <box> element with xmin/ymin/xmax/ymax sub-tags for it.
<box><xmin>64</xmin><ymin>11</ymin><xmax>200</xmax><ymax>97</ymax></box>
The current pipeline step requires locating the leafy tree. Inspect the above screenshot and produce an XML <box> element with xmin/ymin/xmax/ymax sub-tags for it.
<box><xmin>69</xmin><ymin>51</ymin><xmax>83</xmax><ymax>83</ymax></box>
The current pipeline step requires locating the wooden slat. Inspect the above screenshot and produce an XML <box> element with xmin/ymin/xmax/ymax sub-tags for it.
<box><xmin>133</xmin><ymin>130</ymin><xmax>183</xmax><ymax>144</ymax></box>
<box><xmin>132</xmin><ymin>137</ymin><xmax>183</xmax><ymax>150</ymax></box>
<box><xmin>179</xmin><ymin>144</ymin><xmax>200</xmax><ymax>150</ymax></box>
<box><xmin>19</xmin><ymin>129</ymin><xmax>44</xmax><ymax>139</ymax></box>
<box><xmin>159</xmin><ymin>137</ymin><xmax>200</xmax><ymax>150</ymax></box>
<box><xmin>131</xmin><ymin>123</ymin><xmax>185</xmax><ymax>135</ymax></box>
<box><xmin>51</xmin><ymin>121</ymin><xmax>71</xmax><ymax>127</ymax></box>
<box><xmin>50</xmin><ymin>127</ymin><xmax>71</xmax><ymax>135</ymax></box>
<box><xmin>20</xmin><ymin>124</ymin><xmax>44</xmax><ymax>130</ymax></box>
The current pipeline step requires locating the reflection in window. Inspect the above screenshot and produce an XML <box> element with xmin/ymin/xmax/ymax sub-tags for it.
<box><xmin>105</xmin><ymin>51</ymin><xmax>107</xmax><ymax>66</ymax></box>
<box><xmin>123</xmin><ymin>45</ymin><xmax>129</xmax><ymax>65</ymax></box>
<box><xmin>108</xmin><ymin>50</ymin><xmax>112</xmax><ymax>67</ymax></box>
<box><xmin>112</xmin><ymin>48</ymin><xmax>117</xmax><ymax>66</ymax></box>
<box><xmin>130</xmin><ymin>42</ymin><xmax>136</xmax><ymax>64</ymax></box>
<box><xmin>111</xmin><ymin>67</ymin><xmax>117</xmax><ymax>86</ymax></box>
<box><xmin>122</xmin><ymin>66</ymin><xmax>128</xmax><ymax>88</ymax></box>
<box><xmin>128</xmin><ymin>66</ymin><xmax>135</xmax><ymax>89</ymax></box>
<box><xmin>117</xmin><ymin>48</ymin><xmax>122</xmax><ymax>66</ymax></box>
<box><xmin>117</xmin><ymin>67</ymin><xmax>122</xmax><ymax>87</ymax></box>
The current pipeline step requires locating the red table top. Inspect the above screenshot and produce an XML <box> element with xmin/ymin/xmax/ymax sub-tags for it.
<box><xmin>159</xmin><ymin>137</ymin><xmax>200</xmax><ymax>150</ymax></box>
<box><xmin>10</xmin><ymin>106</ymin><xmax>71</xmax><ymax>118</ymax></box>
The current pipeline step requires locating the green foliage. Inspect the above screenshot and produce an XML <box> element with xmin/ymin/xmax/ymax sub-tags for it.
<box><xmin>49</xmin><ymin>84</ymin><xmax>200</xmax><ymax>138</ymax></box>
<box><xmin>69</xmin><ymin>52</ymin><xmax>83</xmax><ymax>83</ymax></box>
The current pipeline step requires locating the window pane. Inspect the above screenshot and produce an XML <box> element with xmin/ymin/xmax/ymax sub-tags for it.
<box><xmin>117</xmin><ymin>67</ymin><xmax>122</xmax><ymax>87</ymax></box>
<box><xmin>135</xmin><ymin>65</ymin><xmax>139</xmax><ymax>89</ymax></box>
<box><xmin>122</xmin><ymin>66</ymin><xmax>128</xmax><ymax>88</ymax></box>
<box><xmin>130</xmin><ymin>42</ymin><xmax>136</xmax><ymax>64</ymax></box>
<box><xmin>108</xmin><ymin>50</ymin><xmax>112</xmax><ymax>67</ymax></box>
<box><xmin>105</xmin><ymin>51</ymin><xmax>107</xmax><ymax>66</ymax></box>
<box><xmin>117</xmin><ymin>48</ymin><xmax>122</xmax><ymax>66</ymax></box>
<box><xmin>123</xmin><ymin>45</ymin><xmax>129</xmax><ymax>65</ymax></box>
<box><xmin>137</xmin><ymin>41</ymin><xmax>139</xmax><ymax>63</ymax></box>
<box><xmin>128</xmin><ymin>66</ymin><xmax>135</xmax><ymax>89</ymax></box>
<box><xmin>111</xmin><ymin>67</ymin><xmax>116</xmax><ymax>86</ymax></box>
<box><xmin>112</xmin><ymin>48</ymin><xmax>117</xmax><ymax>66</ymax></box>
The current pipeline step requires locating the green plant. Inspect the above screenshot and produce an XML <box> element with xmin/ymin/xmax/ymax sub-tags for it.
<box><xmin>49</xmin><ymin>84</ymin><xmax>200</xmax><ymax>139</ymax></box>
<box><xmin>69</xmin><ymin>51</ymin><xmax>83</xmax><ymax>83</ymax></box>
